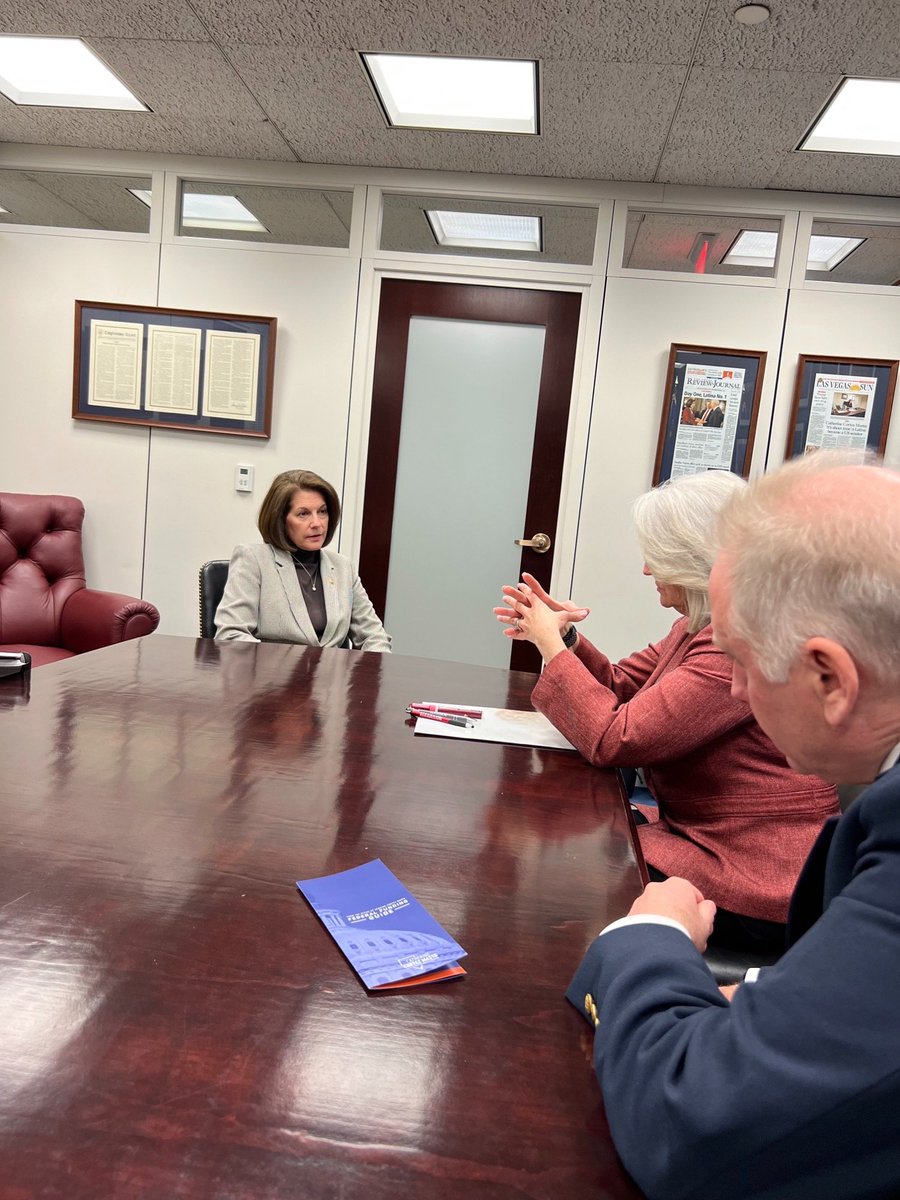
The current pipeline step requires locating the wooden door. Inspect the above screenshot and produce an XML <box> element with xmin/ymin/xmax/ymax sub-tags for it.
<box><xmin>359</xmin><ymin>279</ymin><xmax>581</xmax><ymax>673</ymax></box>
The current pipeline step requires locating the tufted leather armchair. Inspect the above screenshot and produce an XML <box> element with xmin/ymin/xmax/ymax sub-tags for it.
<box><xmin>0</xmin><ymin>492</ymin><xmax>160</xmax><ymax>667</ymax></box>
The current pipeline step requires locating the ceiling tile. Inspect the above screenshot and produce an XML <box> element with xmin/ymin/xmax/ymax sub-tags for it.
<box><xmin>0</xmin><ymin>0</ymin><xmax>209</xmax><ymax>40</ymax></box>
<box><xmin>189</xmin><ymin>0</ymin><xmax>708</xmax><ymax>60</ymax></box>
<box><xmin>0</xmin><ymin>40</ymin><xmax>296</xmax><ymax>159</ymax></box>
<box><xmin>656</xmin><ymin>67</ymin><xmax>839</xmax><ymax>188</ymax></box>
<box><xmin>767</xmin><ymin>151</ymin><xmax>900</xmax><ymax>198</ymax></box>
<box><xmin>227</xmin><ymin>45</ymin><xmax>684</xmax><ymax>178</ymax></box>
<box><xmin>695</xmin><ymin>0</ymin><xmax>900</xmax><ymax>74</ymax></box>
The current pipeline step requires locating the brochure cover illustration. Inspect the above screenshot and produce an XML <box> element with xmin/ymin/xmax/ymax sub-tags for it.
<box><xmin>297</xmin><ymin>859</ymin><xmax>467</xmax><ymax>989</ymax></box>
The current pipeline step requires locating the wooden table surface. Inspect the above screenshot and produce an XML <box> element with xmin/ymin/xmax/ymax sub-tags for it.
<box><xmin>0</xmin><ymin>636</ymin><xmax>644</xmax><ymax>1199</ymax></box>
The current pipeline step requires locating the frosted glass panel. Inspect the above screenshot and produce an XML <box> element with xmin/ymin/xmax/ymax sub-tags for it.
<box><xmin>384</xmin><ymin>317</ymin><xmax>545</xmax><ymax>667</ymax></box>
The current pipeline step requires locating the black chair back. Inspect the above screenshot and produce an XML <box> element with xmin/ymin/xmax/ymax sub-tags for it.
<box><xmin>199</xmin><ymin>560</ymin><xmax>230</xmax><ymax>638</ymax></box>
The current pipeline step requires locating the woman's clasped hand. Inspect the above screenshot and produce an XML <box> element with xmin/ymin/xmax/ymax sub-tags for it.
<box><xmin>494</xmin><ymin>572</ymin><xmax>589</xmax><ymax>659</ymax></box>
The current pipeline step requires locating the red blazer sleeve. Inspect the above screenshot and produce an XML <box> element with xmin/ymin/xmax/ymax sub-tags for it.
<box><xmin>568</xmin><ymin>633</ymin><xmax>660</xmax><ymax>702</ymax></box>
<box><xmin>533</xmin><ymin>625</ymin><xmax>751</xmax><ymax>767</ymax></box>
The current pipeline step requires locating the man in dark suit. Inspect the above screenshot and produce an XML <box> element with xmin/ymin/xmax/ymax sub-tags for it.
<box><xmin>567</xmin><ymin>452</ymin><xmax>900</xmax><ymax>1200</ymax></box>
<box><xmin>704</xmin><ymin>399</ymin><xmax>725</xmax><ymax>427</ymax></box>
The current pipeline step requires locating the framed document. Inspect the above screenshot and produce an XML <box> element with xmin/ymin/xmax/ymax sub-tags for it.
<box><xmin>785</xmin><ymin>354</ymin><xmax>898</xmax><ymax>460</ymax></box>
<box><xmin>653</xmin><ymin>344</ymin><xmax>767</xmax><ymax>485</ymax></box>
<box><xmin>73</xmin><ymin>301</ymin><xmax>276</xmax><ymax>437</ymax></box>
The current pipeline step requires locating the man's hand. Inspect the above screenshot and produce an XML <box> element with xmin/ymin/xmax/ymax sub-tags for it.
<box><xmin>628</xmin><ymin>877</ymin><xmax>717</xmax><ymax>952</ymax></box>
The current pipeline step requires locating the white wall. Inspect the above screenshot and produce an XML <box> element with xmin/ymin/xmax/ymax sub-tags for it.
<box><xmin>773</xmin><ymin>286</ymin><xmax>900</xmax><ymax>471</ymax></box>
<box><xmin>3</xmin><ymin>156</ymin><xmax>900</xmax><ymax>655</ymax></box>
<box><xmin>2</xmin><ymin>230</ymin><xmax>158</xmax><ymax>592</ymax></box>
<box><xmin>574</xmin><ymin>274</ymin><xmax>790</xmax><ymax>660</ymax></box>
<box><xmin>144</xmin><ymin>242</ymin><xmax>361</xmax><ymax>634</ymax></box>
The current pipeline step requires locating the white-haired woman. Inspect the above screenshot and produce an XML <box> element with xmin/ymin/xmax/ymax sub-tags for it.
<box><xmin>495</xmin><ymin>471</ymin><xmax>839</xmax><ymax>952</ymax></box>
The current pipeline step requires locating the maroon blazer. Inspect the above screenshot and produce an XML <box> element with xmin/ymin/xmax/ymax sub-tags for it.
<box><xmin>532</xmin><ymin>618</ymin><xmax>839</xmax><ymax>921</ymax></box>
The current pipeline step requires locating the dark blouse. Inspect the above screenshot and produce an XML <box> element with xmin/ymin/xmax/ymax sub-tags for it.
<box><xmin>291</xmin><ymin>549</ymin><xmax>327</xmax><ymax>640</ymax></box>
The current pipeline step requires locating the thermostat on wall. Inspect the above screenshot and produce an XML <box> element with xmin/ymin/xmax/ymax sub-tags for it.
<box><xmin>235</xmin><ymin>464</ymin><xmax>254</xmax><ymax>493</ymax></box>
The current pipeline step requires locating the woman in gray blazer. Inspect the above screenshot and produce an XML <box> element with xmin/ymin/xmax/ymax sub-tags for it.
<box><xmin>215</xmin><ymin>469</ymin><xmax>391</xmax><ymax>652</ymax></box>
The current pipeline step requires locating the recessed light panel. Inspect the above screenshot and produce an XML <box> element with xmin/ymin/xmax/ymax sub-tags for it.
<box><xmin>724</xmin><ymin>228</ymin><xmax>865</xmax><ymax>272</ymax></box>
<box><xmin>801</xmin><ymin>78</ymin><xmax>900</xmax><ymax>156</ymax></box>
<box><xmin>362</xmin><ymin>53</ymin><xmax>538</xmax><ymax>133</ymax></box>
<box><xmin>0</xmin><ymin>36</ymin><xmax>146</xmax><ymax>110</ymax></box>
<box><xmin>722</xmin><ymin>229</ymin><xmax>779</xmax><ymax>267</ymax></box>
<box><xmin>130</xmin><ymin>189</ymin><xmax>267</xmax><ymax>232</ymax></box>
<box><xmin>426</xmin><ymin>210</ymin><xmax>542</xmax><ymax>251</ymax></box>
<box><xmin>181</xmin><ymin>194</ymin><xmax>266</xmax><ymax>232</ymax></box>
<box><xmin>806</xmin><ymin>234</ymin><xmax>865</xmax><ymax>271</ymax></box>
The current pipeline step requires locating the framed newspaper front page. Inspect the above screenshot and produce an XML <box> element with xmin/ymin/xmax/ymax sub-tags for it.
<box><xmin>653</xmin><ymin>344</ymin><xmax>766</xmax><ymax>485</ymax></box>
<box><xmin>73</xmin><ymin>300</ymin><xmax>277</xmax><ymax>438</ymax></box>
<box><xmin>785</xmin><ymin>354</ymin><xmax>898</xmax><ymax>461</ymax></box>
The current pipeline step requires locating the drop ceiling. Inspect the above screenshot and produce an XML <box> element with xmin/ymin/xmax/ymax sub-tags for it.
<box><xmin>0</xmin><ymin>0</ymin><xmax>899</xmax><ymax>198</ymax></box>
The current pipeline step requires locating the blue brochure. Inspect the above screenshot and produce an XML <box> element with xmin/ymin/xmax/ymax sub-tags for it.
<box><xmin>297</xmin><ymin>859</ymin><xmax>467</xmax><ymax>989</ymax></box>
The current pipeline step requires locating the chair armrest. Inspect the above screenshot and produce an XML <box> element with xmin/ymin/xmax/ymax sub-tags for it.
<box><xmin>60</xmin><ymin>588</ymin><xmax>160</xmax><ymax>654</ymax></box>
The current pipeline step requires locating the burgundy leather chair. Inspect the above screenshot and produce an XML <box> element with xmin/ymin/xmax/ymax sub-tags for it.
<box><xmin>0</xmin><ymin>492</ymin><xmax>160</xmax><ymax>667</ymax></box>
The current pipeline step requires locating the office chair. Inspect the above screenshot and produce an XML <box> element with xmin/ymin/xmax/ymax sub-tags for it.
<box><xmin>702</xmin><ymin>940</ymin><xmax>782</xmax><ymax>987</ymax></box>
<box><xmin>0</xmin><ymin>491</ymin><xmax>159</xmax><ymax>666</ymax></box>
<box><xmin>619</xmin><ymin>768</ymin><xmax>783</xmax><ymax>986</ymax></box>
<box><xmin>199</xmin><ymin>559</ymin><xmax>230</xmax><ymax>638</ymax></box>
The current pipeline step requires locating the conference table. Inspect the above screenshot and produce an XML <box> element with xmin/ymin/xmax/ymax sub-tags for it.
<box><xmin>0</xmin><ymin>635</ymin><xmax>645</xmax><ymax>1199</ymax></box>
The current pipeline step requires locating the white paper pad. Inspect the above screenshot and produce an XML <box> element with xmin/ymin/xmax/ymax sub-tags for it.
<box><xmin>414</xmin><ymin>703</ymin><xmax>576</xmax><ymax>752</ymax></box>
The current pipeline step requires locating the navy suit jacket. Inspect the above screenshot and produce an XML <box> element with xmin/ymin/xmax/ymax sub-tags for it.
<box><xmin>566</xmin><ymin>765</ymin><xmax>900</xmax><ymax>1200</ymax></box>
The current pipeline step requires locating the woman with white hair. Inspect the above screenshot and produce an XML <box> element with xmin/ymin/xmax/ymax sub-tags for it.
<box><xmin>495</xmin><ymin>470</ymin><xmax>839</xmax><ymax>952</ymax></box>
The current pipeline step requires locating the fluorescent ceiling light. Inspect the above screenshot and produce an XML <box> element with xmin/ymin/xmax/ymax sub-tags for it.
<box><xmin>722</xmin><ymin>229</ymin><xmax>779</xmax><ymax>267</ymax></box>
<box><xmin>362</xmin><ymin>53</ymin><xmax>538</xmax><ymax>133</ymax></box>
<box><xmin>723</xmin><ymin>228</ymin><xmax>864</xmax><ymax>271</ymax></box>
<box><xmin>806</xmin><ymin>234</ymin><xmax>865</xmax><ymax>271</ymax></box>
<box><xmin>0</xmin><ymin>36</ymin><xmax>146</xmax><ymax>110</ymax></box>
<box><xmin>801</xmin><ymin>78</ymin><xmax>900</xmax><ymax>156</ymax></box>
<box><xmin>426</xmin><ymin>210</ymin><xmax>542</xmax><ymax>251</ymax></box>
<box><xmin>129</xmin><ymin>188</ymin><xmax>267</xmax><ymax>232</ymax></box>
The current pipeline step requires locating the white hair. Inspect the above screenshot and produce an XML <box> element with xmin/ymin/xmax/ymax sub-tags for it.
<box><xmin>717</xmin><ymin>450</ymin><xmax>900</xmax><ymax>685</ymax></box>
<box><xmin>632</xmin><ymin>470</ymin><xmax>747</xmax><ymax>633</ymax></box>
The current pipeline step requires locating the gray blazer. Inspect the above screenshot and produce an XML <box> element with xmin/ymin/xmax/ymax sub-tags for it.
<box><xmin>214</xmin><ymin>543</ymin><xmax>391</xmax><ymax>652</ymax></box>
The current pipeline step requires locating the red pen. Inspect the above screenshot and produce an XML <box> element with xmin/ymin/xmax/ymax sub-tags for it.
<box><xmin>410</xmin><ymin>703</ymin><xmax>483</xmax><ymax>719</ymax></box>
<box><xmin>409</xmin><ymin>710</ymin><xmax>475</xmax><ymax>729</ymax></box>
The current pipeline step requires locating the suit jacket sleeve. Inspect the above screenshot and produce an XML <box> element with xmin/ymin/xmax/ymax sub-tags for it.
<box><xmin>348</xmin><ymin>573</ymin><xmax>391</xmax><ymax>652</ymax></box>
<box><xmin>565</xmin><ymin>778</ymin><xmax>900</xmax><ymax>1200</ymax></box>
<box><xmin>533</xmin><ymin>626</ymin><xmax>749</xmax><ymax>767</ymax></box>
<box><xmin>214</xmin><ymin>545</ymin><xmax>262</xmax><ymax>641</ymax></box>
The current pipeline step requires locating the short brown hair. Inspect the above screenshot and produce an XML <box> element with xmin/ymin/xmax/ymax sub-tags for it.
<box><xmin>257</xmin><ymin>469</ymin><xmax>341</xmax><ymax>551</ymax></box>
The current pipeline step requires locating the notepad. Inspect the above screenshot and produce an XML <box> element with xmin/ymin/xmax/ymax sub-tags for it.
<box><xmin>297</xmin><ymin>859</ymin><xmax>467</xmax><ymax>989</ymax></box>
<box><xmin>414</xmin><ymin>702</ymin><xmax>576</xmax><ymax>752</ymax></box>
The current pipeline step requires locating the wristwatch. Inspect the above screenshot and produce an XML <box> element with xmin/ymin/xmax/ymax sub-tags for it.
<box><xmin>562</xmin><ymin>625</ymin><xmax>578</xmax><ymax>650</ymax></box>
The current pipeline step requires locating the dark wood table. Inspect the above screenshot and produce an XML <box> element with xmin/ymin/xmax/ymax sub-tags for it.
<box><xmin>0</xmin><ymin>636</ymin><xmax>644</xmax><ymax>1199</ymax></box>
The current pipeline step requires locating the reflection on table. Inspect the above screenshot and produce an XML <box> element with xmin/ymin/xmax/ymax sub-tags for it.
<box><xmin>0</xmin><ymin>635</ymin><xmax>643</xmax><ymax>1199</ymax></box>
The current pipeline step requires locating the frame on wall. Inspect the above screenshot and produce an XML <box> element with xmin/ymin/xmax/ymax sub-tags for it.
<box><xmin>73</xmin><ymin>300</ymin><xmax>277</xmax><ymax>438</ymax></box>
<box><xmin>785</xmin><ymin>354</ymin><xmax>898</xmax><ymax>460</ymax></box>
<box><xmin>653</xmin><ymin>343</ymin><xmax>766</xmax><ymax>485</ymax></box>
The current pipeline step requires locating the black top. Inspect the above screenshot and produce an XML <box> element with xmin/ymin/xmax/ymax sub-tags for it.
<box><xmin>291</xmin><ymin>549</ymin><xmax>327</xmax><ymax>641</ymax></box>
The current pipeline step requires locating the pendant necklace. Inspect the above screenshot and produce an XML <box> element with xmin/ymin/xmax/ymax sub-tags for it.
<box><xmin>293</xmin><ymin>553</ymin><xmax>319</xmax><ymax>592</ymax></box>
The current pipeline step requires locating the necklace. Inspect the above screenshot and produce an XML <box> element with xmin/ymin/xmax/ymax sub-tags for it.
<box><xmin>293</xmin><ymin>553</ymin><xmax>319</xmax><ymax>592</ymax></box>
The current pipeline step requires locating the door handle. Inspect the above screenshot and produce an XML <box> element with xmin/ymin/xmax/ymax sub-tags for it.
<box><xmin>514</xmin><ymin>532</ymin><xmax>551</xmax><ymax>553</ymax></box>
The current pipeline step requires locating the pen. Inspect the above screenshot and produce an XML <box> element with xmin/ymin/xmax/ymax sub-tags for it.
<box><xmin>410</xmin><ymin>711</ymin><xmax>475</xmax><ymax>729</ymax></box>
<box><xmin>410</xmin><ymin>703</ymin><xmax>483</xmax><ymax>719</ymax></box>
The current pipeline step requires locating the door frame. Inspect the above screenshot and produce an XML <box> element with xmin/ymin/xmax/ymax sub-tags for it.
<box><xmin>339</xmin><ymin>262</ymin><xmax>606</xmax><ymax>663</ymax></box>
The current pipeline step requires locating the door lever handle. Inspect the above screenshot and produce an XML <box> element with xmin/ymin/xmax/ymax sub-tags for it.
<box><xmin>514</xmin><ymin>532</ymin><xmax>551</xmax><ymax>553</ymax></box>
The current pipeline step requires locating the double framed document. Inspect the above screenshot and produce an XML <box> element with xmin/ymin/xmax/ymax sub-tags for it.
<box><xmin>73</xmin><ymin>301</ymin><xmax>276</xmax><ymax>438</ymax></box>
<box><xmin>653</xmin><ymin>343</ymin><xmax>766</xmax><ymax>485</ymax></box>
<box><xmin>785</xmin><ymin>354</ymin><xmax>898</xmax><ymax>460</ymax></box>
